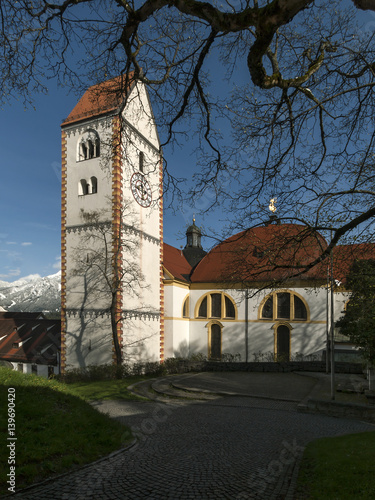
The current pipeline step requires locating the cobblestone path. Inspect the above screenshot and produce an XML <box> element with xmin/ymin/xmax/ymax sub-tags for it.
<box><xmin>10</xmin><ymin>397</ymin><xmax>375</xmax><ymax>499</ymax></box>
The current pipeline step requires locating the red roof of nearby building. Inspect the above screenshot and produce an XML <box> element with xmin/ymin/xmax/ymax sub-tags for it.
<box><xmin>190</xmin><ymin>223</ymin><xmax>329</xmax><ymax>283</ymax></box>
<box><xmin>163</xmin><ymin>243</ymin><xmax>192</xmax><ymax>282</ymax></box>
<box><xmin>62</xmin><ymin>73</ymin><xmax>136</xmax><ymax>126</ymax></box>
<box><xmin>332</xmin><ymin>243</ymin><xmax>375</xmax><ymax>284</ymax></box>
<box><xmin>0</xmin><ymin>317</ymin><xmax>61</xmax><ymax>366</ymax></box>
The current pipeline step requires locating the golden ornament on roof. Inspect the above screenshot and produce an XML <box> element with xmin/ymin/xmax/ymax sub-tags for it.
<box><xmin>269</xmin><ymin>198</ymin><xmax>277</xmax><ymax>213</ymax></box>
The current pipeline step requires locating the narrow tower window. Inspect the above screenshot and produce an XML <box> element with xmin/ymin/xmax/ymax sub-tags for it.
<box><xmin>91</xmin><ymin>176</ymin><xmax>98</xmax><ymax>194</ymax></box>
<box><xmin>80</xmin><ymin>142</ymin><xmax>88</xmax><ymax>161</ymax></box>
<box><xmin>79</xmin><ymin>179</ymin><xmax>88</xmax><ymax>196</ymax></box>
<box><xmin>88</xmin><ymin>140</ymin><xmax>95</xmax><ymax>159</ymax></box>
<box><xmin>139</xmin><ymin>151</ymin><xmax>144</xmax><ymax>172</ymax></box>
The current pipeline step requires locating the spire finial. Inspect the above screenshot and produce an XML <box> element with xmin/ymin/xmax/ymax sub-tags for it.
<box><xmin>269</xmin><ymin>197</ymin><xmax>277</xmax><ymax>214</ymax></box>
<box><xmin>193</xmin><ymin>214</ymin><xmax>196</xmax><ymax>224</ymax></box>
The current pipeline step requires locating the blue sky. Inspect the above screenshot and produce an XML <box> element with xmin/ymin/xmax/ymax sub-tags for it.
<box><xmin>0</xmin><ymin>82</ymin><xmax>223</xmax><ymax>281</ymax></box>
<box><xmin>2</xmin><ymin>2</ymin><xmax>371</xmax><ymax>281</ymax></box>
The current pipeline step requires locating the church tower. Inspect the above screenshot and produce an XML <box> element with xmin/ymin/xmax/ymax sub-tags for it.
<box><xmin>61</xmin><ymin>75</ymin><xmax>163</xmax><ymax>371</ymax></box>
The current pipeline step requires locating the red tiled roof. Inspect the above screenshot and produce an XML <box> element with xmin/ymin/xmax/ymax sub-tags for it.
<box><xmin>163</xmin><ymin>243</ymin><xmax>192</xmax><ymax>282</ymax></box>
<box><xmin>332</xmin><ymin>243</ymin><xmax>375</xmax><ymax>284</ymax></box>
<box><xmin>0</xmin><ymin>317</ymin><xmax>61</xmax><ymax>365</ymax></box>
<box><xmin>62</xmin><ymin>73</ymin><xmax>136</xmax><ymax>126</ymax></box>
<box><xmin>190</xmin><ymin>224</ymin><xmax>329</xmax><ymax>283</ymax></box>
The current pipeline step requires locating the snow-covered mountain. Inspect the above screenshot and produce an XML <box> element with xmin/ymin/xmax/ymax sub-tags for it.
<box><xmin>0</xmin><ymin>272</ymin><xmax>61</xmax><ymax>313</ymax></box>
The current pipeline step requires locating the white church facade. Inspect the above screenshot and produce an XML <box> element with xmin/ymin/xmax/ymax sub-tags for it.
<box><xmin>61</xmin><ymin>75</ymin><xmax>163</xmax><ymax>371</ymax></box>
<box><xmin>61</xmin><ymin>76</ymin><xmax>374</xmax><ymax>371</ymax></box>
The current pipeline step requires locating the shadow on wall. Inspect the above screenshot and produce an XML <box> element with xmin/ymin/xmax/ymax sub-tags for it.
<box><xmin>65</xmin><ymin>314</ymin><xmax>113</xmax><ymax>369</ymax></box>
<box><xmin>173</xmin><ymin>321</ymin><xmax>327</xmax><ymax>362</ymax></box>
<box><xmin>122</xmin><ymin>320</ymin><xmax>161</xmax><ymax>364</ymax></box>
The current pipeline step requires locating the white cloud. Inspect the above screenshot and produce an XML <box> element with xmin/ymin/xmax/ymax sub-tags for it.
<box><xmin>21</xmin><ymin>242</ymin><xmax>32</xmax><ymax>246</ymax></box>
<box><xmin>6</xmin><ymin>242</ymin><xmax>17</xmax><ymax>245</ymax></box>
<box><xmin>0</xmin><ymin>268</ymin><xmax>21</xmax><ymax>280</ymax></box>
<box><xmin>53</xmin><ymin>256</ymin><xmax>61</xmax><ymax>270</ymax></box>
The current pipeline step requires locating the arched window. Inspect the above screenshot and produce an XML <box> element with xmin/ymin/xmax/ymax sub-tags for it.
<box><xmin>90</xmin><ymin>176</ymin><xmax>98</xmax><ymax>194</ymax></box>
<box><xmin>275</xmin><ymin>324</ymin><xmax>291</xmax><ymax>361</ymax></box>
<box><xmin>225</xmin><ymin>296</ymin><xmax>236</xmax><ymax>318</ymax></box>
<box><xmin>182</xmin><ymin>296</ymin><xmax>189</xmax><ymax>318</ymax></box>
<box><xmin>208</xmin><ymin>322</ymin><xmax>222</xmax><ymax>360</ymax></box>
<box><xmin>78</xmin><ymin>179</ymin><xmax>88</xmax><ymax>196</ymax></box>
<box><xmin>260</xmin><ymin>291</ymin><xmax>308</xmax><ymax>321</ymax></box>
<box><xmin>80</xmin><ymin>142</ymin><xmax>88</xmax><ymax>161</ymax></box>
<box><xmin>196</xmin><ymin>292</ymin><xmax>236</xmax><ymax>320</ymax></box>
<box><xmin>77</xmin><ymin>130</ymin><xmax>100</xmax><ymax>161</ymax></box>
<box><xmin>198</xmin><ymin>296</ymin><xmax>207</xmax><ymax>317</ymax></box>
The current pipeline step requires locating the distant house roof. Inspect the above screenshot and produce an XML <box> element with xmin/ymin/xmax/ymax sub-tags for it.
<box><xmin>61</xmin><ymin>73</ymin><xmax>136</xmax><ymax>127</ymax></box>
<box><xmin>0</xmin><ymin>316</ymin><xmax>61</xmax><ymax>366</ymax></box>
<box><xmin>163</xmin><ymin>243</ymin><xmax>192</xmax><ymax>283</ymax></box>
<box><xmin>0</xmin><ymin>312</ymin><xmax>45</xmax><ymax>320</ymax></box>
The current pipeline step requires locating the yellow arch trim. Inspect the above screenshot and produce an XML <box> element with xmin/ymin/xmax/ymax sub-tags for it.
<box><xmin>272</xmin><ymin>322</ymin><xmax>292</xmax><ymax>361</ymax></box>
<box><xmin>258</xmin><ymin>290</ymin><xmax>310</xmax><ymax>322</ymax></box>
<box><xmin>181</xmin><ymin>293</ymin><xmax>190</xmax><ymax>318</ymax></box>
<box><xmin>205</xmin><ymin>320</ymin><xmax>223</xmax><ymax>360</ymax></box>
<box><xmin>194</xmin><ymin>291</ymin><xmax>238</xmax><ymax>320</ymax></box>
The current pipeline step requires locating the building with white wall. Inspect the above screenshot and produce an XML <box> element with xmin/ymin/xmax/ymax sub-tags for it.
<box><xmin>0</xmin><ymin>313</ymin><xmax>60</xmax><ymax>377</ymax></box>
<box><xmin>61</xmin><ymin>75</ymin><xmax>163</xmax><ymax>371</ymax></box>
<box><xmin>61</xmin><ymin>76</ymin><xmax>374</xmax><ymax>370</ymax></box>
<box><xmin>163</xmin><ymin>221</ymin><xmax>374</xmax><ymax>363</ymax></box>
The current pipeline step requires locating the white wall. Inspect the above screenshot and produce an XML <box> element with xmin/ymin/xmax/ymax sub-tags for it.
<box><xmin>11</xmin><ymin>362</ymin><xmax>59</xmax><ymax>378</ymax></box>
<box><xmin>164</xmin><ymin>283</ymin><xmax>190</xmax><ymax>358</ymax></box>
<box><xmin>64</xmin><ymin>82</ymin><xmax>162</xmax><ymax>369</ymax></box>
<box><xmin>167</xmin><ymin>285</ymin><xmax>330</xmax><ymax>361</ymax></box>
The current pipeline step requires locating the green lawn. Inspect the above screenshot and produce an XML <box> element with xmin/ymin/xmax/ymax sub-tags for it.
<box><xmin>67</xmin><ymin>375</ymin><xmax>151</xmax><ymax>401</ymax></box>
<box><xmin>0</xmin><ymin>368</ymin><xmax>136</xmax><ymax>495</ymax></box>
<box><xmin>296</xmin><ymin>431</ymin><xmax>375</xmax><ymax>499</ymax></box>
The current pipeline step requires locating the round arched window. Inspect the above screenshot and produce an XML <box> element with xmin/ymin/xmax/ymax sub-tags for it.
<box><xmin>77</xmin><ymin>129</ymin><xmax>100</xmax><ymax>161</ymax></box>
<box><xmin>260</xmin><ymin>292</ymin><xmax>308</xmax><ymax>321</ymax></box>
<box><xmin>196</xmin><ymin>292</ymin><xmax>236</xmax><ymax>320</ymax></box>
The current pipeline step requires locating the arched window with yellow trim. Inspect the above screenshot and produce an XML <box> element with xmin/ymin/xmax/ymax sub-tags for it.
<box><xmin>196</xmin><ymin>292</ymin><xmax>237</xmax><ymax>320</ymax></box>
<box><xmin>259</xmin><ymin>291</ymin><xmax>309</xmax><ymax>321</ymax></box>
<box><xmin>182</xmin><ymin>295</ymin><xmax>190</xmax><ymax>318</ymax></box>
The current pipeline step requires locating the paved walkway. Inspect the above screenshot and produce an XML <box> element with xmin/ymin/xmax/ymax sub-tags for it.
<box><xmin>168</xmin><ymin>371</ymin><xmax>320</xmax><ymax>400</ymax></box>
<box><xmin>165</xmin><ymin>371</ymin><xmax>369</xmax><ymax>401</ymax></box>
<box><xmin>9</xmin><ymin>372</ymin><xmax>375</xmax><ymax>500</ymax></box>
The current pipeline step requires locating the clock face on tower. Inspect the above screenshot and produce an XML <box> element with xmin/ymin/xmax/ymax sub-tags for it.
<box><xmin>130</xmin><ymin>172</ymin><xmax>152</xmax><ymax>207</ymax></box>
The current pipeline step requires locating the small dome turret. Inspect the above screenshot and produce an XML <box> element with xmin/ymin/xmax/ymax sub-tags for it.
<box><xmin>183</xmin><ymin>218</ymin><xmax>207</xmax><ymax>268</ymax></box>
<box><xmin>185</xmin><ymin>219</ymin><xmax>203</xmax><ymax>249</ymax></box>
